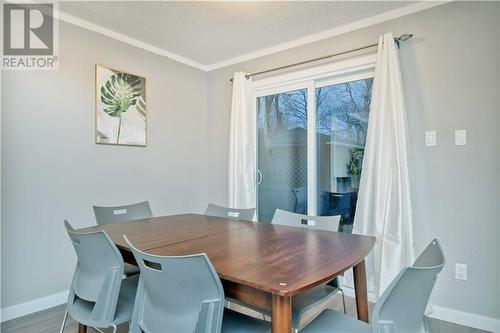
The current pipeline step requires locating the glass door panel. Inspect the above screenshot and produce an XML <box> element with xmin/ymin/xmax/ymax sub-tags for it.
<box><xmin>257</xmin><ymin>88</ymin><xmax>308</xmax><ymax>222</ymax></box>
<box><xmin>316</xmin><ymin>78</ymin><xmax>373</xmax><ymax>232</ymax></box>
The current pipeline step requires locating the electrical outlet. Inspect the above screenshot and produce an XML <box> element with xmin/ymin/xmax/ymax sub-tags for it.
<box><xmin>455</xmin><ymin>263</ymin><xmax>467</xmax><ymax>281</ymax></box>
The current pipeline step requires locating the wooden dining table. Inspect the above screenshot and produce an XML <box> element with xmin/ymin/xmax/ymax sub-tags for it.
<box><xmin>77</xmin><ymin>214</ymin><xmax>375</xmax><ymax>333</ymax></box>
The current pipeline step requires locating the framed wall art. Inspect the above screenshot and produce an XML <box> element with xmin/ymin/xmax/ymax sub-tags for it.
<box><xmin>95</xmin><ymin>64</ymin><xmax>146</xmax><ymax>146</ymax></box>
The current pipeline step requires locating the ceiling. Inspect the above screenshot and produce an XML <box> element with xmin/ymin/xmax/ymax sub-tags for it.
<box><xmin>60</xmin><ymin>1</ymin><xmax>420</xmax><ymax>69</ymax></box>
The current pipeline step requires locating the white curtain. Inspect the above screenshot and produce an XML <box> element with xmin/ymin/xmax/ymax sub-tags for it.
<box><xmin>228</xmin><ymin>72</ymin><xmax>256</xmax><ymax>210</ymax></box>
<box><xmin>344</xmin><ymin>32</ymin><xmax>416</xmax><ymax>296</ymax></box>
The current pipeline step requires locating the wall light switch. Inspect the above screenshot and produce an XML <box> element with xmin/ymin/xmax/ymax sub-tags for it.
<box><xmin>455</xmin><ymin>129</ymin><xmax>467</xmax><ymax>146</ymax></box>
<box><xmin>425</xmin><ymin>131</ymin><xmax>436</xmax><ymax>146</ymax></box>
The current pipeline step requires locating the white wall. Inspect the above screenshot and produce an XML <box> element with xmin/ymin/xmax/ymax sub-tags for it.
<box><xmin>1</xmin><ymin>21</ymin><xmax>208</xmax><ymax>309</ymax></box>
<box><xmin>206</xmin><ymin>1</ymin><xmax>500</xmax><ymax>322</ymax></box>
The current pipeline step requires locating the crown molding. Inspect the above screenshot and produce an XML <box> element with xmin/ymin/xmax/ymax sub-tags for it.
<box><xmin>205</xmin><ymin>1</ymin><xmax>451</xmax><ymax>71</ymax></box>
<box><xmin>56</xmin><ymin>8</ymin><xmax>209</xmax><ymax>71</ymax></box>
<box><xmin>54</xmin><ymin>1</ymin><xmax>450</xmax><ymax>73</ymax></box>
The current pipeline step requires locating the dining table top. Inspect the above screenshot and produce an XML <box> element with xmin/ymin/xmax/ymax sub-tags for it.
<box><xmin>78</xmin><ymin>213</ymin><xmax>375</xmax><ymax>297</ymax></box>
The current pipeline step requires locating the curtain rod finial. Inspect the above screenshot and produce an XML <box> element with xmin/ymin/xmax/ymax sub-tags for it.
<box><xmin>394</xmin><ymin>33</ymin><xmax>413</xmax><ymax>48</ymax></box>
<box><xmin>397</xmin><ymin>33</ymin><xmax>414</xmax><ymax>41</ymax></box>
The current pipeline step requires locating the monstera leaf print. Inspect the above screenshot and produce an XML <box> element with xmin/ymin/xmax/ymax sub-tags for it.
<box><xmin>100</xmin><ymin>73</ymin><xmax>143</xmax><ymax>143</ymax></box>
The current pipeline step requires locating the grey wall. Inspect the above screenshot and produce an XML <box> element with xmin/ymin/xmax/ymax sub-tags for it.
<box><xmin>1</xmin><ymin>1</ymin><xmax>499</xmax><ymax>321</ymax></box>
<box><xmin>206</xmin><ymin>2</ymin><xmax>500</xmax><ymax>319</ymax></box>
<box><xmin>1</xmin><ymin>22</ymin><xmax>208</xmax><ymax>308</ymax></box>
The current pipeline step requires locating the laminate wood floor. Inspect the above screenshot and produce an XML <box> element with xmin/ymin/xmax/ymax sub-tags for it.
<box><xmin>1</xmin><ymin>294</ymin><xmax>490</xmax><ymax>333</ymax></box>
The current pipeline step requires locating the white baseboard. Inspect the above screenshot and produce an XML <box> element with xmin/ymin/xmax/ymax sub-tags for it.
<box><xmin>341</xmin><ymin>286</ymin><xmax>499</xmax><ymax>333</ymax></box>
<box><xmin>427</xmin><ymin>305</ymin><xmax>500</xmax><ymax>333</ymax></box>
<box><xmin>0</xmin><ymin>290</ymin><xmax>68</xmax><ymax>323</ymax></box>
<box><xmin>1</xmin><ymin>289</ymin><xmax>499</xmax><ymax>333</ymax></box>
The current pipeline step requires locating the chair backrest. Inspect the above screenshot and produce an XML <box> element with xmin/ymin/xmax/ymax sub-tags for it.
<box><xmin>93</xmin><ymin>201</ymin><xmax>153</xmax><ymax>225</ymax></box>
<box><xmin>125</xmin><ymin>236</ymin><xmax>225</xmax><ymax>333</ymax></box>
<box><xmin>205</xmin><ymin>203</ymin><xmax>255</xmax><ymax>221</ymax></box>
<box><xmin>271</xmin><ymin>209</ymin><xmax>341</xmax><ymax>232</ymax></box>
<box><xmin>64</xmin><ymin>220</ymin><xmax>124</xmax><ymax>323</ymax></box>
<box><xmin>371</xmin><ymin>239</ymin><xmax>445</xmax><ymax>333</ymax></box>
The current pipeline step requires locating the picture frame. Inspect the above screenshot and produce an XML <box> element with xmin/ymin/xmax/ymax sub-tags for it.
<box><xmin>95</xmin><ymin>64</ymin><xmax>147</xmax><ymax>147</ymax></box>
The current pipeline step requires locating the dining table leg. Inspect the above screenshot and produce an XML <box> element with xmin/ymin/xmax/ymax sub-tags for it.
<box><xmin>353</xmin><ymin>259</ymin><xmax>369</xmax><ymax>322</ymax></box>
<box><xmin>78</xmin><ymin>323</ymin><xmax>87</xmax><ymax>333</ymax></box>
<box><xmin>271</xmin><ymin>294</ymin><xmax>292</xmax><ymax>333</ymax></box>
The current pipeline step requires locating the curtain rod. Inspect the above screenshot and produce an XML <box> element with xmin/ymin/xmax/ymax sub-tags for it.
<box><xmin>229</xmin><ymin>33</ymin><xmax>413</xmax><ymax>82</ymax></box>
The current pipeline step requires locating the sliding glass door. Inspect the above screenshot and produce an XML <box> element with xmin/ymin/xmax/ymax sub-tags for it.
<box><xmin>257</xmin><ymin>88</ymin><xmax>308</xmax><ymax>222</ymax></box>
<box><xmin>256</xmin><ymin>71</ymin><xmax>373</xmax><ymax>228</ymax></box>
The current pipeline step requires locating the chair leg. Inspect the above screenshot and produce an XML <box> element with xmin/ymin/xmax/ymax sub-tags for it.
<box><xmin>340</xmin><ymin>288</ymin><xmax>347</xmax><ymax>314</ymax></box>
<box><xmin>111</xmin><ymin>323</ymin><xmax>118</xmax><ymax>333</ymax></box>
<box><xmin>59</xmin><ymin>309</ymin><xmax>69</xmax><ymax>333</ymax></box>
